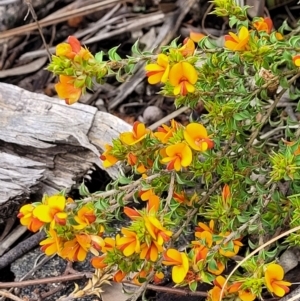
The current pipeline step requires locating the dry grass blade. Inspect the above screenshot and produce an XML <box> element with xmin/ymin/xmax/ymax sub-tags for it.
<box><xmin>220</xmin><ymin>225</ymin><xmax>300</xmax><ymax>301</ymax></box>
<box><xmin>0</xmin><ymin>0</ymin><xmax>119</xmax><ymax>40</ymax></box>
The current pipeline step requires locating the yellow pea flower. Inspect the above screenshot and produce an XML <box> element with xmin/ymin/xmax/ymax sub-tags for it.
<box><xmin>100</xmin><ymin>144</ymin><xmax>118</xmax><ymax>168</ymax></box>
<box><xmin>253</xmin><ymin>17</ymin><xmax>273</xmax><ymax>34</ymax></box>
<box><xmin>55</xmin><ymin>75</ymin><xmax>82</xmax><ymax>105</ymax></box>
<box><xmin>169</xmin><ymin>62</ymin><xmax>198</xmax><ymax>96</ymax></box>
<box><xmin>224</xmin><ymin>26</ymin><xmax>250</xmax><ymax>51</ymax></box>
<box><xmin>17</xmin><ymin>204</ymin><xmax>45</xmax><ymax>232</ymax></box>
<box><xmin>265</xmin><ymin>264</ymin><xmax>291</xmax><ymax>297</ymax></box>
<box><xmin>161</xmin><ymin>143</ymin><xmax>193</xmax><ymax>171</ymax></box>
<box><xmin>293</xmin><ymin>54</ymin><xmax>300</xmax><ymax>67</ymax></box>
<box><xmin>145</xmin><ymin>53</ymin><xmax>170</xmax><ymax>84</ymax></box>
<box><xmin>162</xmin><ymin>249</ymin><xmax>189</xmax><ymax>284</ymax></box>
<box><xmin>116</xmin><ymin>228</ymin><xmax>140</xmax><ymax>256</ymax></box>
<box><xmin>40</xmin><ymin>228</ymin><xmax>63</xmax><ymax>256</ymax></box>
<box><xmin>119</xmin><ymin>121</ymin><xmax>150</xmax><ymax>145</ymax></box>
<box><xmin>33</xmin><ymin>195</ymin><xmax>67</xmax><ymax>229</ymax></box>
<box><xmin>184</xmin><ymin>123</ymin><xmax>214</xmax><ymax>151</ymax></box>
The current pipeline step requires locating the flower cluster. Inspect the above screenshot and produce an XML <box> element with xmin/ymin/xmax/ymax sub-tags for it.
<box><xmin>100</xmin><ymin>120</ymin><xmax>214</xmax><ymax>173</ymax></box>
<box><xmin>145</xmin><ymin>38</ymin><xmax>199</xmax><ymax>96</ymax></box>
<box><xmin>208</xmin><ymin>263</ymin><xmax>291</xmax><ymax>301</ymax></box>
<box><xmin>18</xmin><ymin>194</ymin><xmax>104</xmax><ymax>262</ymax></box>
<box><xmin>18</xmin><ymin>0</ymin><xmax>300</xmax><ymax>300</ymax></box>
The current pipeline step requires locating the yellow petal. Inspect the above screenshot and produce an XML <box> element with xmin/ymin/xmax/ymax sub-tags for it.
<box><xmin>145</xmin><ymin>64</ymin><xmax>165</xmax><ymax>72</ymax></box>
<box><xmin>180</xmin><ymin>144</ymin><xmax>192</xmax><ymax>167</ymax></box>
<box><xmin>169</xmin><ymin>63</ymin><xmax>183</xmax><ymax>86</ymax></box>
<box><xmin>157</xmin><ymin>53</ymin><xmax>169</xmax><ymax>67</ymax></box>
<box><xmin>161</xmin><ymin>64</ymin><xmax>170</xmax><ymax>83</ymax></box>
<box><xmin>165</xmin><ymin>248</ymin><xmax>182</xmax><ymax>264</ymax></box>
<box><xmin>266</xmin><ymin>264</ymin><xmax>284</xmax><ymax>280</ymax></box>
<box><xmin>172</xmin><ymin>265</ymin><xmax>187</xmax><ymax>283</ymax></box>
<box><xmin>33</xmin><ymin>205</ymin><xmax>52</xmax><ymax>222</ymax></box>
<box><xmin>182</xmin><ymin>62</ymin><xmax>197</xmax><ymax>84</ymax></box>
<box><xmin>47</xmin><ymin>195</ymin><xmax>66</xmax><ymax>211</ymax></box>
<box><xmin>238</xmin><ymin>26</ymin><xmax>249</xmax><ymax>41</ymax></box>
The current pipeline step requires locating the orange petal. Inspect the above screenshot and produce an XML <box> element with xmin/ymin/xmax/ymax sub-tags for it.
<box><xmin>67</xmin><ymin>36</ymin><xmax>81</xmax><ymax>53</ymax></box>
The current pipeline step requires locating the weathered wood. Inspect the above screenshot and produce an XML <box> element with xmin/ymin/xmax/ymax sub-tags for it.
<box><xmin>0</xmin><ymin>82</ymin><xmax>131</xmax><ymax>217</ymax></box>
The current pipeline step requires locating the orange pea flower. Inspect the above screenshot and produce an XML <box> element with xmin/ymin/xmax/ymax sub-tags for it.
<box><xmin>224</xmin><ymin>26</ymin><xmax>250</xmax><ymax>51</ymax></box>
<box><xmin>56</xmin><ymin>36</ymin><xmax>92</xmax><ymax>60</ymax></box>
<box><xmin>209</xmin><ymin>276</ymin><xmax>228</xmax><ymax>301</ymax></box>
<box><xmin>124</xmin><ymin>206</ymin><xmax>141</xmax><ymax>220</ymax></box>
<box><xmin>116</xmin><ymin>228</ymin><xmax>140</xmax><ymax>256</ymax></box>
<box><xmin>17</xmin><ymin>204</ymin><xmax>45</xmax><ymax>232</ymax></box>
<box><xmin>132</xmin><ymin>269</ymin><xmax>148</xmax><ymax>285</ymax></box>
<box><xmin>119</xmin><ymin>121</ymin><xmax>150</xmax><ymax>145</ymax></box>
<box><xmin>145</xmin><ymin>53</ymin><xmax>170</xmax><ymax>84</ymax></box>
<box><xmin>139</xmin><ymin>189</ymin><xmax>160</xmax><ymax>212</ymax></box>
<box><xmin>169</xmin><ymin>62</ymin><xmax>198</xmax><ymax>96</ymax></box>
<box><xmin>162</xmin><ymin>249</ymin><xmax>189</xmax><ymax>284</ymax></box>
<box><xmin>218</xmin><ymin>233</ymin><xmax>243</xmax><ymax>257</ymax></box>
<box><xmin>173</xmin><ymin>191</ymin><xmax>186</xmax><ymax>203</ymax></box>
<box><xmin>222</xmin><ymin>184</ymin><xmax>231</xmax><ymax>204</ymax></box>
<box><xmin>228</xmin><ymin>282</ymin><xmax>256</xmax><ymax>301</ymax></box>
<box><xmin>127</xmin><ymin>153</ymin><xmax>138</xmax><ymax>166</ymax></box>
<box><xmin>190</xmin><ymin>31</ymin><xmax>205</xmax><ymax>43</ymax></box>
<box><xmin>33</xmin><ymin>195</ymin><xmax>67</xmax><ymax>229</ymax></box>
<box><xmin>154</xmin><ymin>271</ymin><xmax>164</xmax><ymax>283</ymax></box>
<box><xmin>154</xmin><ymin>119</ymin><xmax>179</xmax><ymax>143</ymax></box>
<box><xmin>55</xmin><ymin>75</ymin><xmax>82</xmax><ymax>105</ymax></box>
<box><xmin>196</xmin><ymin>220</ymin><xmax>215</xmax><ymax>234</ymax></box>
<box><xmin>113</xmin><ymin>270</ymin><xmax>127</xmax><ymax>282</ymax></box>
<box><xmin>207</xmin><ymin>260</ymin><xmax>225</xmax><ymax>276</ymax></box>
<box><xmin>192</xmin><ymin>242</ymin><xmax>209</xmax><ymax>262</ymax></box>
<box><xmin>101</xmin><ymin>237</ymin><xmax>116</xmax><ymax>253</ymax></box>
<box><xmin>184</xmin><ymin>123</ymin><xmax>214</xmax><ymax>151</ymax></box>
<box><xmin>293</xmin><ymin>54</ymin><xmax>300</xmax><ymax>67</ymax></box>
<box><xmin>40</xmin><ymin>228</ymin><xmax>63</xmax><ymax>256</ymax></box>
<box><xmin>178</xmin><ymin>38</ymin><xmax>195</xmax><ymax>57</ymax></box>
<box><xmin>143</xmin><ymin>215</ymin><xmax>172</xmax><ymax>245</ymax></box>
<box><xmin>161</xmin><ymin>143</ymin><xmax>193</xmax><ymax>171</ymax></box>
<box><xmin>91</xmin><ymin>255</ymin><xmax>107</xmax><ymax>269</ymax></box>
<box><xmin>73</xmin><ymin>206</ymin><xmax>96</xmax><ymax>230</ymax></box>
<box><xmin>195</xmin><ymin>229</ymin><xmax>213</xmax><ymax>247</ymax></box>
<box><xmin>253</xmin><ymin>17</ymin><xmax>273</xmax><ymax>34</ymax></box>
<box><xmin>140</xmin><ymin>240</ymin><xmax>163</xmax><ymax>262</ymax></box>
<box><xmin>61</xmin><ymin>234</ymin><xmax>91</xmax><ymax>261</ymax></box>
<box><xmin>265</xmin><ymin>264</ymin><xmax>291</xmax><ymax>297</ymax></box>
<box><xmin>100</xmin><ymin>144</ymin><xmax>118</xmax><ymax>168</ymax></box>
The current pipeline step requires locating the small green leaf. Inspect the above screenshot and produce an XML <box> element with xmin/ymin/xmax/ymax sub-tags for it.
<box><xmin>95</xmin><ymin>51</ymin><xmax>104</xmax><ymax>62</ymax></box>
<box><xmin>108</xmin><ymin>46</ymin><xmax>122</xmax><ymax>61</ymax></box>
<box><xmin>131</xmin><ymin>39</ymin><xmax>141</xmax><ymax>55</ymax></box>
<box><xmin>79</xmin><ymin>182</ymin><xmax>90</xmax><ymax>196</ymax></box>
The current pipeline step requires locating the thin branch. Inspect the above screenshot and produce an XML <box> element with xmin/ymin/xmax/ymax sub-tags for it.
<box><xmin>0</xmin><ymin>272</ymin><xmax>93</xmax><ymax>289</ymax></box>
<box><xmin>24</xmin><ymin>0</ymin><xmax>51</xmax><ymax>61</ymax></box>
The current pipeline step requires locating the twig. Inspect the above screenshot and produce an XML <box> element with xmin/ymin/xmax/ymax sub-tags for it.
<box><xmin>149</xmin><ymin>106</ymin><xmax>189</xmax><ymax>131</ymax></box>
<box><xmin>122</xmin><ymin>281</ymin><xmax>207</xmax><ymax>297</ymax></box>
<box><xmin>0</xmin><ymin>272</ymin><xmax>93</xmax><ymax>289</ymax></box>
<box><xmin>247</xmin><ymin>72</ymin><xmax>300</xmax><ymax>148</ymax></box>
<box><xmin>81</xmin><ymin>172</ymin><xmax>163</xmax><ymax>203</ymax></box>
<box><xmin>220</xmin><ymin>224</ymin><xmax>300</xmax><ymax>301</ymax></box>
<box><xmin>162</xmin><ymin>172</ymin><xmax>175</xmax><ymax>214</ymax></box>
<box><xmin>23</xmin><ymin>0</ymin><xmax>51</xmax><ymax>61</ymax></box>
<box><xmin>0</xmin><ymin>231</ymin><xmax>46</xmax><ymax>270</ymax></box>
<box><xmin>0</xmin><ymin>290</ymin><xmax>23</xmax><ymax>301</ymax></box>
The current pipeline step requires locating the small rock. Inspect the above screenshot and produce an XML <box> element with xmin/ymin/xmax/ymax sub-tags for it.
<box><xmin>134</xmin><ymin>81</ymin><xmax>145</xmax><ymax>95</ymax></box>
<box><xmin>143</xmin><ymin>106</ymin><xmax>164</xmax><ymax>125</ymax></box>
<box><xmin>95</xmin><ymin>98</ymin><xmax>107</xmax><ymax>111</ymax></box>
<box><xmin>279</xmin><ymin>248</ymin><xmax>299</xmax><ymax>273</ymax></box>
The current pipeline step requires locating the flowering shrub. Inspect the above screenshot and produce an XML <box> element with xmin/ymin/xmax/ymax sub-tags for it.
<box><xmin>18</xmin><ymin>0</ymin><xmax>300</xmax><ymax>299</ymax></box>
